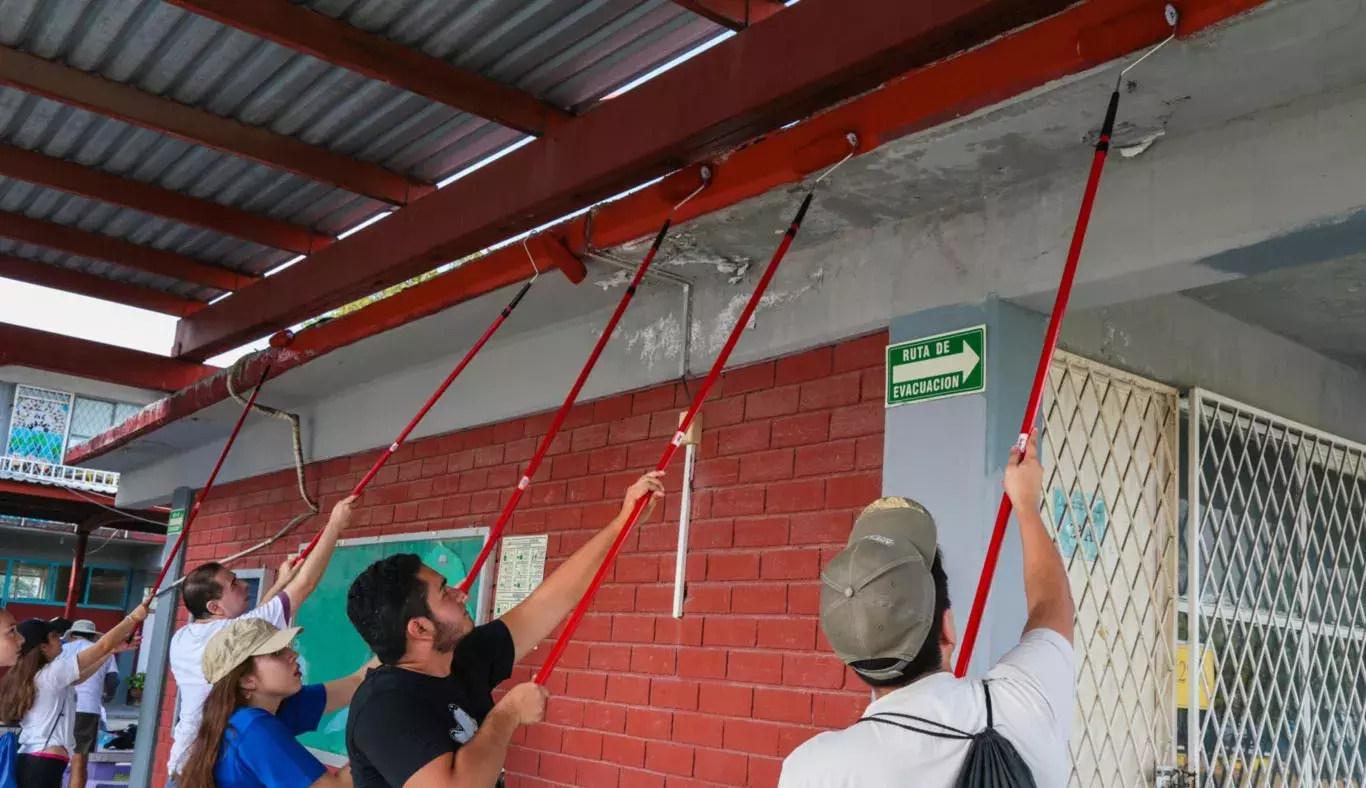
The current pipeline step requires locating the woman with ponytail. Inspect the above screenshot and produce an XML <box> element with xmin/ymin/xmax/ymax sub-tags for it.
<box><xmin>179</xmin><ymin>618</ymin><xmax>373</xmax><ymax>788</ymax></box>
<box><xmin>0</xmin><ymin>602</ymin><xmax>146</xmax><ymax>788</ymax></box>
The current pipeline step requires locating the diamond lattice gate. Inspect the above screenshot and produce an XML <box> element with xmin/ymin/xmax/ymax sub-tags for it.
<box><xmin>1042</xmin><ymin>352</ymin><xmax>1181</xmax><ymax>788</ymax></box>
<box><xmin>1187</xmin><ymin>391</ymin><xmax>1366</xmax><ymax>788</ymax></box>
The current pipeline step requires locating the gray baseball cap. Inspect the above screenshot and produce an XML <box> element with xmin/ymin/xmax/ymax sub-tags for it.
<box><xmin>820</xmin><ymin>497</ymin><xmax>940</xmax><ymax>681</ymax></box>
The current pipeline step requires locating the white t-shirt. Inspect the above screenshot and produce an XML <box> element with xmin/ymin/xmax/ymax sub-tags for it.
<box><xmin>780</xmin><ymin>629</ymin><xmax>1076</xmax><ymax>788</ymax></box>
<box><xmin>62</xmin><ymin>640</ymin><xmax>118</xmax><ymax>715</ymax></box>
<box><xmin>18</xmin><ymin>652</ymin><xmax>80</xmax><ymax>754</ymax></box>
<box><xmin>166</xmin><ymin>593</ymin><xmax>290</xmax><ymax>776</ymax></box>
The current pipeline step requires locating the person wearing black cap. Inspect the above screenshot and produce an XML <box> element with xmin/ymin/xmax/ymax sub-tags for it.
<box><xmin>0</xmin><ymin>602</ymin><xmax>148</xmax><ymax>788</ymax></box>
<box><xmin>779</xmin><ymin>430</ymin><xmax>1076</xmax><ymax>787</ymax></box>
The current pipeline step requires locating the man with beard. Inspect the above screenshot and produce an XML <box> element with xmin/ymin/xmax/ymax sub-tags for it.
<box><xmin>345</xmin><ymin>472</ymin><xmax>666</xmax><ymax>788</ymax></box>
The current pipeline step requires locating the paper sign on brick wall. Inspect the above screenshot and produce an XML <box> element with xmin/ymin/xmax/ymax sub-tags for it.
<box><xmin>493</xmin><ymin>534</ymin><xmax>548</xmax><ymax>617</ymax></box>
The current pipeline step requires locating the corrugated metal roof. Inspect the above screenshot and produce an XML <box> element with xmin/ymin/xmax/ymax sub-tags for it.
<box><xmin>0</xmin><ymin>0</ymin><xmax>722</xmax><ymax>298</ymax></box>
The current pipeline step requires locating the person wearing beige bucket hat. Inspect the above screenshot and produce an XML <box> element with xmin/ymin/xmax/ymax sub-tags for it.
<box><xmin>780</xmin><ymin>430</ymin><xmax>1077</xmax><ymax>787</ymax></box>
<box><xmin>177</xmin><ymin>617</ymin><xmax>377</xmax><ymax>788</ymax></box>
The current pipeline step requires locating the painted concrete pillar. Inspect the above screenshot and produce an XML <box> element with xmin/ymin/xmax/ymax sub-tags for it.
<box><xmin>130</xmin><ymin>486</ymin><xmax>192</xmax><ymax>788</ymax></box>
<box><xmin>882</xmin><ymin>298</ymin><xmax>1046</xmax><ymax>677</ymax></box>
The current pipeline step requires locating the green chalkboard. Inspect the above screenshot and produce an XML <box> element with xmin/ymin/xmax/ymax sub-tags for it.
<box><xmin>293</xmin><ymin>533</ymin><xmax>487</xmax><ymax>760</ymax></box>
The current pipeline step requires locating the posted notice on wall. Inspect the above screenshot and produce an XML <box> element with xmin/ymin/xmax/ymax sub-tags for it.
<box><xmin>493</xmin><ymin>534</ymin><xmax>549</xmax><ymax>617</ymax></box>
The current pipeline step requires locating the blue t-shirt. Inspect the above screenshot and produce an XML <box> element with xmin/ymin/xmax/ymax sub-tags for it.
<box><xmin>215</xmin><ymin>684</ymin><xmax>328</xmax><ymax>788</ymax></box>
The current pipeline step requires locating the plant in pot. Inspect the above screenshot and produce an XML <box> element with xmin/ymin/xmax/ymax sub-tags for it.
<box><xmin>127</xmin><ymin>672</ymin><xmax>146</xmax><ymax>705</ymax></box>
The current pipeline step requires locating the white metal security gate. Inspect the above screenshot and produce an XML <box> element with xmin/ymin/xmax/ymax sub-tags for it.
<box><xmin>1042</xmin><ymin>352</ymin><xmax>1181</xmax><ymax>788</ymax></box>
<box><xmin>1187</xmin><ymin>391</ymin><xmax>1366</xmax><ymax>787</ymax></box>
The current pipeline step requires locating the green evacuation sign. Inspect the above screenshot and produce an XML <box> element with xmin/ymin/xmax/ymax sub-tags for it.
<box><xmin>166</xmin><ymin>506</ymin><xmax>187</xmax><ymax>536</ymax></box>
<box><xmin>885</xmin><ymin>325</ymin><xmax>986</xmax><ymax>407</ymax></box>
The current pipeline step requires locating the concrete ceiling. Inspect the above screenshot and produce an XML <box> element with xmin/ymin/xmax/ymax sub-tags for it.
<box><xmin>649</xmin><ymin>0</ymin><xmax>1366</xmax><ymax>280</ymax></box>
<box><xmin>1185</xmin><ymin>256</ymin><xmax>1366</xmax><ymax>372</ymax></box>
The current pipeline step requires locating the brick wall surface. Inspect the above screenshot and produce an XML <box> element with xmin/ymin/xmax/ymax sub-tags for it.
<box><xmin>152</xmin><ymin>331</ymin><xmax>888</xmax><ymax>788</ymax></box>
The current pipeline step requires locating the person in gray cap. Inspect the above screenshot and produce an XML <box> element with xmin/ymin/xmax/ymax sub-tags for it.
<box><xmin>780</xmin><ymin>430</ymin><xmax>1075</xmax><ymax>787</ymax></box>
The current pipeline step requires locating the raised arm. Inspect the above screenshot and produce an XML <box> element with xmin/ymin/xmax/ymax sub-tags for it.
<box><xmin>499</xmin><ymin>472</ymin><xmax>664</xmax><ymax>662</ymax></box>
<box><xmin>75</xmin><ymin>601</ymin><xmax>149</xmax><ymax>682</ymax></box>
<box><xmin>323</xmin><ymin>656</ymin><xmax>380</xmax><ymax>715</ymax></box>
<box><xmin>405</xmin><ymin>683</ymin><xmax>547</xmax><ymax>788</ymax></box>
<box><xmin>283</xmin><ymin>495</ymin><xmax>359</xmax><ymax>612</ymax></box>
<box><xmin>1005</xmin><ymin>430</ymin><xmax>1075</xmax><ymax>641</ymax></box>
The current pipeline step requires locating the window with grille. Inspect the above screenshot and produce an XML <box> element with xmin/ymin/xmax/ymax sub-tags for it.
<box><xmin>68</xmin><ymin>398</ymin><xmax>142</xmax><ymax>448</ymax></box>
<box><xmin>1187</xmin><ymin>391</ymin><xmax>1366</xmax><ymax>787</ymax></box>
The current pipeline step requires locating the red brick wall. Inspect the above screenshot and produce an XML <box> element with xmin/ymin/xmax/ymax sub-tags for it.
<box><xmin>152</xmin><ymin>331</ymin><xmax>887</xmax><ymax>787</ymax></box>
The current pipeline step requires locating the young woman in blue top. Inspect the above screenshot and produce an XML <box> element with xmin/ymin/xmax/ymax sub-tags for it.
<box><xmin>179</xmin><ymin>617</ymin><xmax>375</xmax><ymax>788</ymax></box>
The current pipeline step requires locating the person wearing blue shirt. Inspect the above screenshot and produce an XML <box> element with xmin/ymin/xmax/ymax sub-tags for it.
<box><xmin>177</xmin><ymin>617</ymin><xmax>375</xmax><ymax>788</ymax></box>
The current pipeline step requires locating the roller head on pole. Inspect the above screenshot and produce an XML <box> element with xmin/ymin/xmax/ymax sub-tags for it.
<box><xmin>269</xmin><ymin>329</ymin><xmax>296</xmax><ymax>349</ymax></box>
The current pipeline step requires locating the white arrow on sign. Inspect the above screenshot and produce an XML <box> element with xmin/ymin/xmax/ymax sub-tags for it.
<box><xmin>892</xmin><ymin>343</ymin><xmax>980</xmax><ymax>385</ymax></box>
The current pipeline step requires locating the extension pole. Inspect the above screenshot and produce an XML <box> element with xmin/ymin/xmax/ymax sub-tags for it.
<box><xmin>294</xmin><ymin>272</ymin><xmax>539</xmax><ymax>565</ymax></box>
<box><xmin>533</xmin><ymin>139</ymin><xmax>853</xmax><ymax>683</ymax></box>
<box><xmin>458</xmin><ymin>171</ymin><xmax>712</xmax><ymax>593</ymax></box>
<box><xmin>953</xmin><ymin>10</ymin><xmax>1178</xmax><ymax>677</ymax></box>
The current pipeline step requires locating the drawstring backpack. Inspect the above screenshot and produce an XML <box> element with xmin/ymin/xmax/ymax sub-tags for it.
<box><xmin>857</xmin><ymin>681</ymin><xmax>1038</xmax><ymax>788</ymax></box>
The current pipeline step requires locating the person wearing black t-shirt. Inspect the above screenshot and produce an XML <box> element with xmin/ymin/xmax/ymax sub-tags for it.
<box><xmin>345</xmin><ymin>471</ymin><xmax>666</xmax><ymax>788</ymax></box>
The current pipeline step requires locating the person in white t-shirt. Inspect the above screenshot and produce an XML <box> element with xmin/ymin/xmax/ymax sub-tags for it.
<box><xmin>60</xmin><ymin>620</ymin><xmax>122</xmax><ymax>788</ymax></box>
<box><xmin>166</xmin><ymin>494</ymin><xmax>358</xmax><ymax>782</ymax></box>
<box><xmin>780</xmin><ymin>430</ymin><xmax>1076</xmax><ymax>787</ymax></box>
<box><xmin>0</xmin><ymin>606</ymin><xmax>147</xmax><ymax>788</ymax></box>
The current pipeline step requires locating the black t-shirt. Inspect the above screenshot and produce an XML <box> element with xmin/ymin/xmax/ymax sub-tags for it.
<box><xmin>347</xmin><ymin>621</ymin><xmax>516</xmax><ymax>788</ymax></box>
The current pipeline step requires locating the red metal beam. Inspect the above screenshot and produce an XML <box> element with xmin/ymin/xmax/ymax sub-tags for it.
<box><xmin>0</xmin><ymin>143</ymin><xmax>333</xmax><ymax>255</ymax></box>
<box><xmin>68</xmin><ymin>245</ymin><xmax>586</xmax><ymax>465</ymax></box>
<box><xmin>0</xmin><ymin>254</ymin><xmax>204</xmax><ymax>316</ymax></box>
<box><xmin>172</xmin><ymin>0</ymin><xmax>1271</xmax><ymax>363</ymax></box>
<box><xmin>0</xmin><ymin>322</ymin><xmax>217</xmax><ymax>393</ymax></box>
<box><xmin>163</xmin><ymin>0</ymin><xmax>570</xmax><ymax>136</ymax></box>
<box><xmin>171</xmin><ymin>0</ymin><xmax>1084</xmax><ymax>360</ymax></box>
<box><xmin>0</xmin><ymin>210</ymin><xmax>254</xmax><ymax>292</ymax></box>
<box><xmin>72</xmin><ymin>0</ymin><xmax>1273</xmax><ymax>463</ymax></box>
<box><xmin>673</xmin><ymin>0</ymin><xmax>785</xmax><ymax>31</ymax></box>
<box><xmin>0</xmin><ymin>46</ymin><xmax>431</xmax><ymax>207</ymax></box>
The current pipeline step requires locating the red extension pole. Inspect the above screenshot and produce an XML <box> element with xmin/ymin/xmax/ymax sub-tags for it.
<box><xmin>294</xmin><ymin>276</ymin><xmax>537</xmax><ymax>565</ymax></box>
<box><xmin>459</xmin><ymin>219</ymin><xmax>679</xmax><ymax>593</ymax></box>
<box><xmin>535</xmin><ymin>191</ymin><xmax>817</xmax><ymax>685</ymax></box>
<box><xmin>953</xmin><ymin>89</ymin><xmax>1122</xmax><ymax>677</ymax></box>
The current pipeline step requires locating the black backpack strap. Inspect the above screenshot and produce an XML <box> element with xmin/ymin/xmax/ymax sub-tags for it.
<box><xmin>982</xmin><ymin>680</ymin><xmax>994</xmax><ymax>730</ymax></box>
<box><xmin>857</xmin><ymin>712</ymin><xmax>973</xmax><ymax>740</ymax></box>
